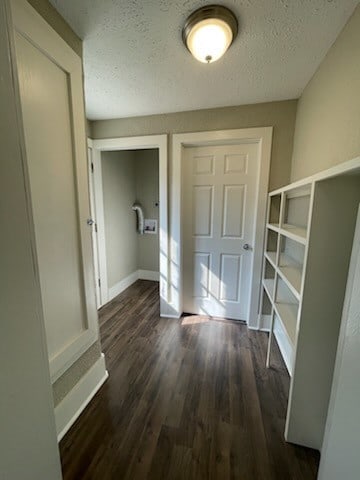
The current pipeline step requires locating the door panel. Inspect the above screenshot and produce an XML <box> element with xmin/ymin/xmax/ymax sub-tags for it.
<box><xmin>13</xmin><ymin>0</ymin><xmax>98</xmax><ymax>381</ymax></box>
<box><xmin>193</xmin><ymin>186</ymin><xmax>213</xmax><ymax>236</ymax></box>
<box><xmin>183</xmin><ymin>144</ymin><xmax>259</xmax><ymax>321</ymax></box>
<box><xmin>193</xmin><ymin>252</ymin><xmax>211</xmax><ymax>298</ymax></box>
<box><xmin>220</xmin><ymin>254</ymin><xmax>242</xmax><ymax>302</ymax></box>
<box><xmin>193</xmin><ymin>154</ymin><xmax>214</xmax><ymax>175</ymax></box>
<box><xmin>222</xmin><ymin>185</ymin><xmax>245</xmax><ymax>238</ymax></box>
<box><xmin>224</xmin><ymin>153</ymin><xmax>247</xmax><ymax>174</ymax></box>
<box><xmin>15</xmin><ymin>33</ymin><xmax>86</xmax><ymax>358</ymax></box>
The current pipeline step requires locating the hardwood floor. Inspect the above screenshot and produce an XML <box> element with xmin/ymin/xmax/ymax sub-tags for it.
<box><xmin>60</xmin><ymin>280</ymin><xmax>319</xmax><ymax>479</ymax></box>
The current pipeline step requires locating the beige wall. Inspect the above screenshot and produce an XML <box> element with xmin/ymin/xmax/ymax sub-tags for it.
<box><xmin>25</xmin><ymin>0</ymin><xmax>101</xmax><ymax>407</ymax></box>
<box><xmin>102</xmin><ymin>150</ymin><xmax>138</xmax><ymax>288</ymax></box>
<box><xmin>91</xmin><ymin>100</ymin><xmax>298</xmax><ymax>191</ymax></box>
<box><xmin>291</xmin><ymin>5</ymin><xmax>360</xmax><ymax>181</ymax></box>
<box><xmin>136</xmin><ymin>149</ymin><xmax>160</xmax><ymax>272</ymax></box>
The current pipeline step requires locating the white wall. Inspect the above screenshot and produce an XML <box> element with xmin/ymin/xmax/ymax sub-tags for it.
<box><xmin>0</xmin><ymin>2</ymin><xmax>61</xmax><ymax>477</ymax></box>
<box><xmin>318</xmin><ymin>208</ymin><xmax>360</xmax><ymax>479</ymax></box>
<box><xmin>102</xmin><ymin>149</ymin><xmax>160</xmax><ymax>291</ymax></box>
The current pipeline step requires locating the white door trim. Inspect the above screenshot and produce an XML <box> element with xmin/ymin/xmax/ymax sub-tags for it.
<box><xmin>172</xmin><ymin>128</ymin><xmax>273</xmax><ymax>327</ymax></box>
<box><xmin>87</xmin><ymin>139</ymin><xmax>101</xmax><ymax>308</ymax></box>
<box><xmin>91</xmin><ymin>135</ymin><xmax>169</xmax><ymax>314</ymax></box>
<box><xmin>11</xmin><ymin>0</ymin><xmax>100</xmax><ymax>383</ymax></box>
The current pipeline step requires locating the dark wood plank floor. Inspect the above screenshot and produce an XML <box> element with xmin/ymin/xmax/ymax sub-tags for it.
<box><xmin>60</xmin><ymin>280</ymin><xmax>319</xmax><ymax>479</ymax></box>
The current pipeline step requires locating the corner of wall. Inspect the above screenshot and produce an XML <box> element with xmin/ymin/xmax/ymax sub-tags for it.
<box><xmin>26</xmin><ymin>0</ymin><xmax>82</xmax><ymax>57</ymax></box>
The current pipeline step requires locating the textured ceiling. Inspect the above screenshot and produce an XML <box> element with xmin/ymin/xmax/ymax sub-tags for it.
<box><xmin>49</xmin><ymin>0</ymin><xmax>358</xmax><ymax>120</ymax></box>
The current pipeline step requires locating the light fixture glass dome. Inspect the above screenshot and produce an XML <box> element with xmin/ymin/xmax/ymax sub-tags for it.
<box><xmin>187</xmin><ymin>18</ymin><xmax>233</xmax><ymax>63</ymax></box>
<box><xmin>183</xmin><ymin>5</ymin><xmax>238</xmax><ymax>64</ymax></box>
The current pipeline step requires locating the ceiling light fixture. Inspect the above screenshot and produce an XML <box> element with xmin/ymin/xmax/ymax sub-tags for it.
<box><xmin>182</xmin><ymin>5</ymin><xmax>238</xmax><ymax>64</ymax></box>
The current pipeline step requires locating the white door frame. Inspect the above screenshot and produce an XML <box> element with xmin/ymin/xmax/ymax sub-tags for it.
<box><xmin>91</xmin><ymin>135</ymin><xmax>169</xmax><ymax>315</ymax></box>
<box><xmin>87</xmin><ymin>138</ymin><xmax>101</xmax><ymax>308</ymax></box>
<box><xmin>172</xmin><ymin>128</ymin><xmax>273</xmax><ymax>328</ymax></box>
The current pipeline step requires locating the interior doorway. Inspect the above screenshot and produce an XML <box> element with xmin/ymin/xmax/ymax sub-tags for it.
<box><xmin>182</xmin><ymin>142</ymin><xmax>261</xmax><ymax>321</ymax></box>
<box><xmin>88</xmin><ymin>135</ymin><xmax>169</xmax><ymax>314</ymax></box>
<box><xmin>172</xmin><ymin>128</ymin><xmax>273</xmax><ymax>326</ymax></box>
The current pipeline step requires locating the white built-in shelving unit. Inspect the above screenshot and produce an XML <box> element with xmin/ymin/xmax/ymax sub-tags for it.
<box><xmin>259</xmin><ymin>157</ymin><xmax>360</xmax><ymax>451</ymax></box>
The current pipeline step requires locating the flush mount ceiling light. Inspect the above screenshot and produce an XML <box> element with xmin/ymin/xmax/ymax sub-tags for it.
<box><xmin>182</xmin><ymin>5</ymin><xmax>238</xmax><ymax>64</ymax></box>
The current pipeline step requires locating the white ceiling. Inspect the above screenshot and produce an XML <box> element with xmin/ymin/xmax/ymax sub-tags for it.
<box><xmin>50</xmin><ymin>0</ymin><xmax>358</xmax><ymax>120</ymax></box>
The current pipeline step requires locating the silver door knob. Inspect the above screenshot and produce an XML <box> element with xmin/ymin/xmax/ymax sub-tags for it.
<box><xmin>243</xmin><ymin>243</ymin><xmax>251</xmax><ymax>250</ymax></box>
<box><xmin>87</xmin><ymin>218</ymin><xmax>95</xmax><ymax>226</ymax></box>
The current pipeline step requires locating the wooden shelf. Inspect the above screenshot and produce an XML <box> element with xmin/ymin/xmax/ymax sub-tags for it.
<box><xmin>278</xmin><ymin>254</ymin><xmax>303</xmax><ymax>299</ymax></box>
<box><xmin>267</xmin><ymin>222</ymin><xmax>280</xmax><ymax>232</ymax></box>
<box><xmin>273</xmin><ymin>302</ymin><xmax>298</xmax><ymax>345</ymax></box>
<box><xmin>286</xmin><ymin>187</ymin><xmax>311</xmax><ymax>199</ymax></box>
<box><xmin>264</xmin><ymin>160</ymin><xmax>360</xmax><ymax>451</ymax></box>
<box><xmin>264</xmin><ymin>251</ymin><xmax>277</xmax><ymax>268</ymax></box>
<box><xmin>278</xmin><ymin>267</ymin><xmax>301</xmax><ymax>300</ymax></box>
<box><xmin>280</xmin><ymin>224</ymin><xmax>307</xmax><ymax>245</ymax></box>
<box><xmin>262</xmin><ymin>278</ymin><xmax>275</xmax><ymax>302</ymax></box>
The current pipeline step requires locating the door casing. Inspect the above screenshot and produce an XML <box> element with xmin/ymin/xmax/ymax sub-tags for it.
<box><xmin>172</xmin><ymin>128</ymin><xmax>273</xmax><ymax>328</ymax></box>
<box><xmin>87</xmin><ymin>139</ymin><xmax>101</xmax><ymax>309</ymax></box>
<box><xmin>90</xmin><ymin>135</ymin><xmax>169</xmax><ymax>314</ymax></box>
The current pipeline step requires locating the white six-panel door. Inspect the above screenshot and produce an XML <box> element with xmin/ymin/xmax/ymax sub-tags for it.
<box><xmin>183</xmin><ymin>144</ymin><xmax>260</xmax><ymax>321</ymax></box>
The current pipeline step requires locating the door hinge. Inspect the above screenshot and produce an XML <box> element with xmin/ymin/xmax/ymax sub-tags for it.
<box><xmin>91</xmin><ymin>162</ymin><xmax>94</xmax><ymax>173</ymax></box>
<box><xmin>95</xmin><ymin>223</ymin><xmax>98</xmax><ymax>233</ymax></box>
<box><xmin>98</xmin><ymin>278</ymin><xmax>101</xmax><ymax>287</ymax></box>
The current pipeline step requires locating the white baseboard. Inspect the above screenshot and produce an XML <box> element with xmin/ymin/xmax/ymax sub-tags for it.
<box><xmin>108</xmin><ymin>270</ymin><xmax>160</xmax><ymax>301</ymax></box>
<box><xmin>55</xmin><ymin>353</ymin><xmax>108</xmax><ymax>442</ymax></box>
<box><xmin>247</xmin><ymin>314</ymin><xmax>271</xmax><ymax>331</ymax></box>
<box><xmin>108</xmin><ymin>271</ymin><xmax>139</xmax><ymax>301</ymax></box>
<box><xmin>138</xmin><ymin>269</ymin><xmax>159</xmax><ymax>281</ymax></box>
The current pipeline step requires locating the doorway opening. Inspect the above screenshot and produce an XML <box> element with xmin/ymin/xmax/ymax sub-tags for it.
<box><xmin>88</xmin><ymin>135</ymin><xmax>169</xmax><ymax>313</ymax></box>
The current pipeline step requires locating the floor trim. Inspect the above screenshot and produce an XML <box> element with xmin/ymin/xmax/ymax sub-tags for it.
<box><xmin>108</xmin><ymin>270</ymin><xmax>159</xmax><ymax>301</ymax></box>
<box><xmin>250</xmin><ymin>314</ymin><xmax>271</xmax><ymax>332</ymax></box>
<box><xmin>160</xmin><ymin>313</ymin><xmax>182</xmax><ymax>319</ymax></box>
<box><xmin>55</xmin><ymin>353</ymin><xmax>108</xmax><ymax>442</ymax></box>
<box><xmin>108</xmin><ymin>271</ymin><xmax>139</xmax><ymax>301</ymax></box>
<box><xmin>138</xmin><ymin>269</ymin><xmax>160</xmax><ymax>281</ymax></box>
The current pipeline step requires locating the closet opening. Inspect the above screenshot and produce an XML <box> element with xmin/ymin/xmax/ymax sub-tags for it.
<box><xmin>87</xmin><ymin>135</ymin><xmax>168</xmax><ymax>313</ymax></box>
